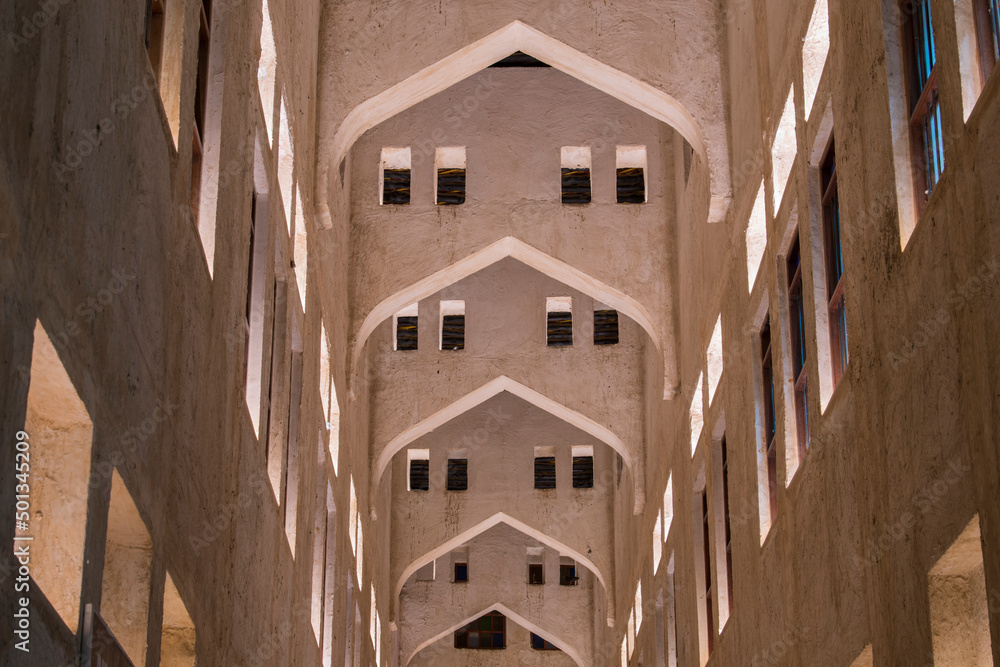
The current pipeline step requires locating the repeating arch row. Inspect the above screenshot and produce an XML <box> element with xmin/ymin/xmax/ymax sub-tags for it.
<box><xmin>351</xmin><ymin>236</ymin><xmax>665</xmax><ymax>399</ymax></box>
<box><xmin>317</xmin><ymin>19</ymin><xmax>710</xmax><ymax>230</ymax></box>
<box><xmin>374</xmin><ymin>375</ymin><xmax>640</xmax><ymax>508</ymax></box>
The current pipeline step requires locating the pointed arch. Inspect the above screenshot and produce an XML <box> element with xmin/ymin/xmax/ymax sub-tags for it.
<box><xmin>325</xmin><ymin>19</ymin><xmax>707</xmax><ymax>191</ymax></box>
<box><xmin>404</xmin><ymin>601</ymin><xmax>585</xmax><ymax>667</ymax></box>
<box><xmin>374</xmin><ymin>375</ymin><xmax>641</xmax><ymax>511</ymax></box>
<box><xmin>395</xmin><ymin>512</ymin><xmax>608</xmax><ymax>617</ymax></box>
<box><xmin>351</xmin><ymin>236</ymin><xmax>663</xmax><ymax>385</ymax></box>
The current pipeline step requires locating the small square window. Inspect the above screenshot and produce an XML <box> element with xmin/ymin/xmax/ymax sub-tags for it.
<box><xmin>572</xmin><ymin>456</ymin><xmax>594</xmax><ymax>488</ymax></box>
<box><xmin>528</xmin><ymin>563</ymin><xmax>544</xmax><ymax>585</ymax></box>
<box><xmin>383</xmin><ymin>169</ymin><xmax>411</xmax><ymax>204</ymax></box>
<box><xmin>594</xmin><ymin>307</ymin><xmax>619</xmax><ymax>345</ymax></box>
<box><xmin>531</xmin><ymin>633</ymin><xmax>560</xmax><ymax>650</ymax></box>
<box><xmin>436</xmin><ymin>147</ymin><xmax>466</xmax><ymax>205</ymax></box>
<box><xmin>561</xmin><ymin>146</ymin><xmax>592</xmax><ymax>204</ymax></box>
<box><xmin>381</xmin><ymin>147</ymin><xmax>411</xmax><ymax>205</ymax></box>
<box><xmin>454</xmin><ymin>562</ymin><xmax>468</xmax><ymax>582</ymax></box>
<box><xmin>546</xmin><ymin>297</ymin><xmax>573</xmax><ymax>347</ymax></box>
<box><xmin>534</xmin><ymin>457</ymin><xmax>556</xmax><ymax>489</ymax></box>
<box><xmin>447</xmin><ymin>458</ymin><xmax>468</xmax><ymax>491</ymax></box>
<box><xmin>395</xmin><ymin>316</ymin><xmax>418</xmax><ymax>350</ymax></box>
<box><xmin>559</xmin><ymin>558</ymin><xmax>578</xmax><ymax>586</ymax></box>
<box><xmin>395</xmin><ymin>303</ymin><xmax>418</xmax><ymax>351</ymax></box>
<box><xmin>616</xmin><ymin>146</ymin><xmax>647</xmax><ymax>204</ymax></box>
<box><xmin>440</xmin><ymin>300</ymin><xmax>465</xmax><ymax>351</ymax></box>
<box><xmin>409</xmin><ymin>459</ymin><xmax>429</xmax><ymax>491</ymax></box>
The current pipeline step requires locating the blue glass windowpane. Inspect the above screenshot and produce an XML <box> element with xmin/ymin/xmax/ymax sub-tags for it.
<box><xmin>914</xmin><ymin>0</ymin><xmax>937</xmax><ymax>86</ymax></box>
<box><xmin>923</xmin><ymin>98</ymin><xmax>945</xmax><ymax>193</ymax></box>
<box><xmin>991</xmin><ymin>0</ymin><xmax>1000</xmax><ymax>61</ymax></box>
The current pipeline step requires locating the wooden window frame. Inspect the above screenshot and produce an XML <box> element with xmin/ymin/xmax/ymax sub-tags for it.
<box><xmin>454</xmin><ymin>611</ymin><xmax>505</xmax><ymax>649</ymax></box>
<box><xmin>786</xmin><ymin>234</ymin><xmax>810</xmax><ymax>459</ymax></box>
<box><xmin>820</xmin><ymin>137</ymin><xmax>849</xmax><ymax>386</ymax></box>
<box><xmin>973</xmin><ymin>0</ymin><xmax>999</xmax><ymax>81</ymax></box>
<box><xmin>901</xmin><ymin>0</ymin><xmax>944</xmax><ymax>207</ymax></box>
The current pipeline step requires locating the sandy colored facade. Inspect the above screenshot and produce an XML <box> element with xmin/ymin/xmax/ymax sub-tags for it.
<box><xmin>1</xmin><ymin>0</ymin><xmax>999</xmax><ymax>665</ymax></box>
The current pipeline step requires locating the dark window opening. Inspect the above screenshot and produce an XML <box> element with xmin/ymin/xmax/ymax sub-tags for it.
<box><xmin>145</xmin><ymin>0</ymin><xmax>165</xmax><ymax>77</ymax></box>
<box><xmin>572</xmin><ymin>456</ymin><xmax>594</xmax><ymax>488</ymax></box>
<box><xmin>616</xmin><ymin>167</ymin><xmax>645</xmax><ymax>203</ymax></box>
<box><xmin>244</xmin><ymin>191</ymin><xmax>258</xmax><ymax>375</ymax></box>
<box><xmin>396</xmin><ymin>315</ymin><xmax>418</xmax><ymax>351</ymax></box>
<box><xmin>760</xmin><ymin>316</ymin><xmax>778</xmax><ymax>522</ymax></box>
<box><xmin>190</xmin><ymin>0</ymin><xmax>211</xmax><ymax>224</ymax></box>
<box><xmin>683</xmin><ymin>140</ymin><xmax>694</xmax><ymax>184</ymax></box>
<box><xmin>447</xmin><ymin>458</ymin><xmax>468</xmax><ymax>491</ymax></box>
<box><xmin>454</xmin><ymin>611</ymin><xmax>505</xmax><ymax>649</ymax></box>
<box><xmin>546</xmin><ymin>311</ymin><xmax>573</xmax><ymax>347</ymax></box>
<box><xmin>594</xmin><ymin>309</ymin><xmax>619</xmax><ymax>345</ymax></box>
<box><xmin>531</xmin><ymin>634</ymin><xmax>560</xmax><ymax>650</ymax></box>
<box><xmin>787</xmin><ymin>234</ymin><xmax>809</xmax><ymax>457</ymax></box>
<box><xmin>534</xmin><ymin>457</ymin><xmax>556</xmax><ymax>489</ymax></box>
<box><xmin>702</xmin><ymin>490</ymin><xmax>714</xmax><ymax>655</ymax></box>
<box><xmin>559</xmin><ymin>563</ymin><xmax>578</xmax><ymax>586</ymax></box>
<box><xmin>721</xmin><ymin>437</ymin><xmax>734</xmax><ymax>609</ymax></box>
<box><xmin>490</xmin><ymin>51</ymin><xmax>550</xmax><ymax>67</ymax></box>
<box><xmin>528</xmin><ymin>563</ymin><xmax>544</xmax><ymax>585</ymax></box>
<box><xmin>454</xmin><ymin>562</ymin><xmax>468</xmax><ymax>582</ymax></box>
<box><xmin>194</xmin><ymin>0</ymin><xmax>210</xmax><ymax>142</ymax></box>
<box><xmin>442</xmin><ymin>315</ymin><xmax>465</xmax><ymax>350</ymax></box>
<box><xmin>382</xmin><ymin>168</ymin><xmax>411</xmax><ymax>205</ymax></box>
<box><xmin>245</xmin><ymin>192</ymin><xmax>257</xmax><ymax>328</ymax></box>
<box><xmin>561</xmin><ymin>168</ymin><xmax>592</xmax><ymax>204</ymax></box>
<box><xmin>409</xmin><ymin>459</ymin><xmax>429</xmax><ymax>491</ymax></box>
<box><xmin>437</xmin><ymin>168</ymin><xmax>466</xmax><ymax>205</ymax></box>
<box><xmin>821</xmin><ymin>137</ymin><xmax>849</xmax><ymax>386</ymax></box>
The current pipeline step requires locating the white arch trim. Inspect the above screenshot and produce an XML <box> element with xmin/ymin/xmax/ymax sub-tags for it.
<box><xmin>374</xmin><ymin>375</ymin><xmax>640</xmax><ymax>510</ymax></box>
<box><xmin>329</xmin><ymin>20</ymin><xmax>707</xmax><ymax>180</ymax></box>
<box><xmin>352</xmin><ymin>236</ymin><xmax>662</xmax><ymax>379</ymax></box>
<box><xmin>404</xmin><ymin>601</ymin><xmax>585</xmax><ymax>667</ymax></box>
<box><xmin>395</xmin><ymin>512</ymin><xmax>608</xmax><ymax>622</ymax></box>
